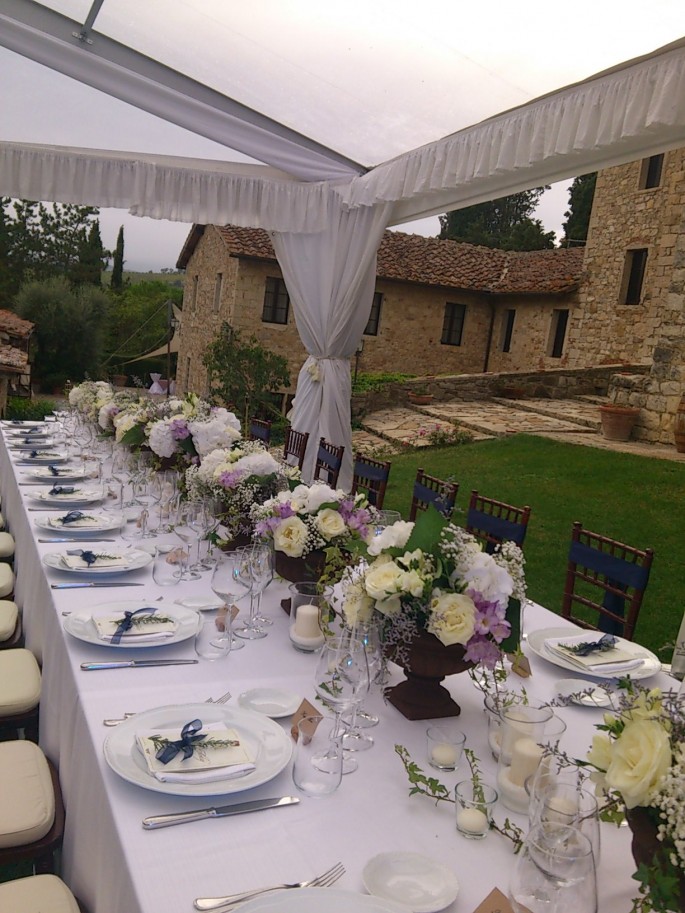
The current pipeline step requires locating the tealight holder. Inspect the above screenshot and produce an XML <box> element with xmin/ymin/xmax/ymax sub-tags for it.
<box><xmin>289</xmin><ymin>582</ymin><xmax>325</xmax><ymax>652</ymax></box>
<box><xmin>496</xmin><ymin>704</ymin><xmax>553</xmax><ymax>813</ymax></box>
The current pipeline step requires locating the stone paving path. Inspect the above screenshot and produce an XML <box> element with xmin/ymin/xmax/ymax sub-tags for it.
<box><xmin>353</xmin><ymin>396</ymin><xmax>685</xmax><ymax>464</ymax></box>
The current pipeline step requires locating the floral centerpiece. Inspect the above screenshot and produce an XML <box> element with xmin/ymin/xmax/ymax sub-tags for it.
<box><xmin>252</xmin><ymin>482</ymin><xmax>373</xmax><ymax>581</ymax></box>
<box><xmin>339</xmin><ymin>509</ymin><xmax>525</xmax><ymax>719</ymax></box>
<box><xmin>585</xmin><ymin>683</ymin><xmax>685</xmax><ymax>913</ymax></box>
<box><xmin>185</xmin><ymin>441</ymin><xmax>298</xmax><ymax>543</ymax></box>
<box><xmin>68</xmin><ymin>380</ymin><xmax>114</xmax><ymax>420</ymax></box>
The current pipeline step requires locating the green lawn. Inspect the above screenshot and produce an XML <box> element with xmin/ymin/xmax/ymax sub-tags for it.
<box><xmin>379</xmin><ymin>434</ymin><xmax>685</xmax><ymax>658</ymax></box>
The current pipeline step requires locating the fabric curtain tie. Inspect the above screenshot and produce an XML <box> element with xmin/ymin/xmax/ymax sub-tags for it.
<box><xmin>155</xmin><ymin>719</ymin><xmax>205</xmax><ymax>765</ymax></box>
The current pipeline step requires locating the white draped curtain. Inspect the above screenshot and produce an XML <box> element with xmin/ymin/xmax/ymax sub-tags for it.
<box><xmin>271</xmin><ymin>201</ymin><xmax>393</xmax><ymax>489</ymax></box>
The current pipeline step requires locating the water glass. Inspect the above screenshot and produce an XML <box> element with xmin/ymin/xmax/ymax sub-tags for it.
<box><xmin>152</xmin><ymin>545</ymin><xmax>182</xmax><ymax>586</ymax></box>
<box><xmin>292</xmin><ymin>716</ymin><xmax>343</xmax><ymax>798</ymax></box>
<box><xmin>509</xmin><ymin>823</ymin><xmax>597</xmax><ymax>913</ymax></box>
<box><xmin>194</xmin><ymin>606</ymin><xmax>232</xmax><ymax>661</ymax></box>
<box><xmin>528</xmin><ymin>781</ymin><xmax>601</xmax><ymax>864</ymax></box>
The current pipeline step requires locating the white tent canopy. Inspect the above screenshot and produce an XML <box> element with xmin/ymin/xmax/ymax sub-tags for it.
<box><xmin>2</xmin><ymin>0</ymin><xmax>685</xmax><ymax>485</ymax></box>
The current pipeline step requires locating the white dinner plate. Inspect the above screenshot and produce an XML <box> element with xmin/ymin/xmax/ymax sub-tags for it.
<box><xmin>63</xmin><ymin>600</ymin><xmax>199</xmax><ymax>648</ymax></box>
<box><xmin>103</xmin><ymin>703</ymin><xmax>292</xmax><ymax>796</ymax></box>
<box><xmin>527</xmin><ymin>627</ymin><xmax>661</xmax><ymax>680</ymax></box>
<box><xmin>238</xmin><ymin>688</ymin><xmax>302</xmax><ymax>719</ymax></box>
<box><xmin>363</xmin><ymin>853</ymin><xmax>459</xmax><ymax>913</ymax></box>
<box><xmin>9</xmin><ymin>439</ymin><xmax>55</xmax><ymax>450</ymax></box>
<box><xmin>237</xmin><ymin>888</ymin><xmax>407</xmax><ymax>913</ymax></box>
<box><xmin>30</xmin><ymin>488</ymin><xmax>103</xmax><ymax>506</ymax></box>
<box><xmin>42</xmin><ymin>548</ymin><xmax>152</xmax><ymax>575</ymax></box>
<box><xmin>15</xmin><ymin>452</ymin><xmax>68</xmax><ymax>464</ymax></box>
<box><xmin>554</xmin><ymin>678</ymin><xmax>616</xmax><ymax>708</ymax></box>
<box><xmin>174</xmin><ymin>595</ymin><xmax>224</xmax><ymax>611</ymax></box>
<box><xmin>34</xmin><ymin>512</ymin><xmax>123</xmax><ymax>535</ymax></box>
<box><xmin>25</xmin><ymin>466</ymin><xmax>89</xmax><ymax>482</ymax></box>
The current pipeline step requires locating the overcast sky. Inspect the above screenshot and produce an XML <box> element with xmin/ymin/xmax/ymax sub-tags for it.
<box><xmin>2</xmin><ymin>2</ymin><xmax>683</xmax><ymax>270</ymax></box>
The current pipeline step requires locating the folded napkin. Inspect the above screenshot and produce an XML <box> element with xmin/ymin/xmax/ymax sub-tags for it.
<box><xmin>545</xmin><ymin>633</ymin><xmax>644</xmax><ymax>673</ymax></box>
<box><xmin>49</xmin><ymin>514</ymin><xmax>101</xmax><ymax>528</ymax></box>
<box><xmin>61</xmin><ymin>553</ymin><xmax>130</xmax><ymax>569</ymax></box>
<box><xmin>92</xmin><ymin>612</ymin><xmax>177</xmax><ymax>641</ymax></box>
<box><xmin>136</xmin><ymin>722</ymin><xmax>255</xmax><ymax>780</ymax></box>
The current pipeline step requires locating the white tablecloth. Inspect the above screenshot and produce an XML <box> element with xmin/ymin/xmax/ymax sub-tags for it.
<box><xmin>0</xmin><ymin>428</ymin><xmax>671</xmax><ymax>913</ymax></box>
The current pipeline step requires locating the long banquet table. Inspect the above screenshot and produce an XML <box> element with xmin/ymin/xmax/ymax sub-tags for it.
<box><xmin>0</xmin><ymin>426</ymin><xmax>672</xmax><ymax>913</ymax></box>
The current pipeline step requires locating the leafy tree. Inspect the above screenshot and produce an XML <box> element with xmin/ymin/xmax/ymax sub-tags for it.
<box><xmin>15</xmin><ymin>277</ymin><xmax>109</xmax><ymax>391</ymax></box>
<box><xmin>105</xmin><ymin>280</ymin><xmax>182</xmax><ymax>369</ymax></box>
<box><xmin>561</xmin><ymin>173</ymin><xmax>597</xmax><ymax>245</ymax></box>
<box><xmin>439</xmin><ymin>188</ymin><xmax>555</xmax><ymax>250</ymax></box>
<box><xmin>111</xmin><ymin>225</ymin><xmax>125</xmax><ymax>292</ymax></box>
<box><xmin>72</xmin><ymin>220</ymin><xmax>108</xmax><ymax>287</ymax></box>
<box><xmin>0</xmin><ymin>198</ymin><xmax>103</xmax><ymax>306</ymax></box>
<box><xmin>203</xmin><ymin>322</ymin><xmax>290</xmax><ymax>428</ymax></box>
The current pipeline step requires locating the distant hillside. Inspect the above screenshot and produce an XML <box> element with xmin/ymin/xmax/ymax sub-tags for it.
<box><xmin>103</xmin><ymin>271</ymin><xmax>185</xmax><ymax>288</ymax></box>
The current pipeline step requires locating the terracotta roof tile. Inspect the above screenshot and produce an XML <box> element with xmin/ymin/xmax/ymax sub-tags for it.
<box><xmin>0</xmin><ymin>309</ymin><xmax>33</xmax><ymax>339</ymax></box>
<box><xmin>0</xmin><ymin>345</ymin><xmax>28</xmax><ymax>371</ymax></box>
<box><xmin>206</xmin><ymin>225</ymin><xmax>584</xmax><ymax>295</ymax></box>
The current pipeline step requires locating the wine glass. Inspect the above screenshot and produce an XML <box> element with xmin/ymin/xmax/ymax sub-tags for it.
<box><xmin>314</xmin><ymin>634</ymin><xmax>370</xmax><ymax>774</ymax></box>
<box><xmin>234</xmin><ymin>544</ymin><xmax>269</xmax><ymax>641</ymax></box>
<box><xmin>173</xmin><ymin>500</ymin><xmax>202</xmax><ymax>579</ymax></box>
<box><xmin>509</xmin><ymin>823</ymin><xmax>597</xmax><ymax>913</ymax></box>
<box><xmin>210</xmin><ymin>551</ymin><xmax>254</xmax><ymax>651</ymax></box>
<box><xmin>342</xmin><ymin>622</ymin><xmax>382</xmax><ymax>751</ymax></box>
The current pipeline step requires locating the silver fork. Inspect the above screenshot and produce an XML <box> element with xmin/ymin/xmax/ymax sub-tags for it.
<box><xmin>102</xmin><ymin>689</ymin><xmax>232</xmax><ymax>726</ymax></box>
<box><xmin>194</xmin><ymin>861</ymin><xmax>345</xmax><ymax>910</ymax></box>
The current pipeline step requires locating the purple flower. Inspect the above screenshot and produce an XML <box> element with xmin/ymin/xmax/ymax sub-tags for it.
<box><xmin>255</xmin><ymin>518</ymin><xmax>280</xmax><ymax>536</ymax></box>
<box><xmin>169</xmin><ymin>418</ymin><xmax>190</xmax><ymax>441</ymax></box>
<box><xmin>275</xmin><ymin>502</ymin><xmax>296</xmax><ymax>519</ymax></box>
<box><xmin>465</xmin><ymin>636</ymin><xmax>502</xmax><ymax>669</ymax></box>
<box><xmin>218</xmin><ymin>469</ymin><xmax>243</xmax><ymax>490</ymax></box>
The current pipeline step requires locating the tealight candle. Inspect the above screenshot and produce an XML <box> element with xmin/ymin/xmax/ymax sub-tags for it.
<box><xmin>431</xmin><ymin>743</ymin><xmax>458</xmax><ymax>768</ymax></box>
<box><xmin>456</xmin><ymin>807</ymin><xmax>488</xmax><ymax>836</ymax></box>
<box><xmin>426</xmin><ymin>726</ymin><xmax>466</xmax><ymax>770</ymax></box>
<box><xmin>455</xmin><ymin>780</ymin><xmax>498</xmax><ymax>840</ymax></box>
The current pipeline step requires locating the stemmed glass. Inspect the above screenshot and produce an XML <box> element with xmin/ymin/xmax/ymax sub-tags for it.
<box><xmin>234</xmin><ymin>543</ymin><xmax>270</xmax><ymax>640</ymax></box>
<box><xmin>509</xmin><ymin>823</ymin><xmax>597</xmax><ymax>913</ymax></box>
<box><xmin>314</xmin><ymin>634</ymin><xmax>370</xmax><ymax>774</ymax></box>
<box><xmin>342</xmin><ymin>622</ymin><xmax>382</xmax><ymax>751</ymax></box>
<box><xmin>173</xmin><ymin>500</ymin><xmax>202</xmax><ymax>579</ymax></box>
<box><xmin>210</xmin><ymin>551</ymin><xmax>254</xmax><ymax>651</ymax></box>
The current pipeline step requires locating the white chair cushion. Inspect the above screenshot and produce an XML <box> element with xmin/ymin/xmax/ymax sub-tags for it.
<box><xmin>0</xmin><ymin>599</ymin><xmax>18</xmax><ymax>641</ymax></box>
<box><xmin>0</xmin><ymin>741</ymin><xmax>55</xmax><ymax>848</ymax></box>
<box><xmin>0</xmin><ymin>562</ymin><xmax>14</xmax><ymax>597</ymax></box>
<box><xmin>0</xmin><ymin>531</ymin><xmax>15</xmax><ymax>558</ymax></box>
<box><xmin>0</xmin><ymin>648</ymin><xmax>41</xmax><ymax>714</ymax></box>
<box><xmin>0</xmin><ymin>875</ymin><xmax>80</xmax><ymax>913</ymax></box>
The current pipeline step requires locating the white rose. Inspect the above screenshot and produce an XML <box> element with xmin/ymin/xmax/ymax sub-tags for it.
<box><xmin>273</xmin><ymin>516</ymin><xmax>309</xmax><ymax>558</ymax></box>
<box><xmin>398</xmin><ymin>569</ymin><xmax>425</xmax><ymax>598</ymax></box>
<box><xmin>427</xmin><ymin>591</ymin><xmax>476</xmax><ymax>647</ymax></box>
<box><xmin>375</xmin><ymin>594</ymin><xmax>402</xmax><ymax>617</ymax></box>
<box><xmin>342</xmin><ymin>590</ymin><xmax>374</xmax><ymax>626</ymax></box>
<box><xmin>305</xmin><ymin>483</ymin><xmax>340</xmax><ymax>514</ymax></box>
<box><xmin>364</xmin><ymin>558</ymin><xmax>403</xmax><ymax>601</ymax></box>
<box><xmin>113</xmin><ymin>413</ymin><xmax>137</xmax><ymax>443</ymax></box>
<box><xmin>315</xmin><ymin>508</ymin><xmax>347</xmax><ymax>540</ymax></box>
<box><xmin>605</xmin><ymin>719</ymin><xmax>671</xmax><ymax>808</ymax></box>
<box><xmin>366</xmin><ymin>520</ymin><xmax>414</xmax><ymax>557</ymax></box>
<box><xmin>587</xmin><ymin>732</ymin><xmax>613</xmax><ymax>794</ymax></box>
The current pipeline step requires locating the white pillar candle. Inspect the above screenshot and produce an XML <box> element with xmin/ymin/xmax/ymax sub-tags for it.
<box><xmin>431</xmin><ymin>743</ymin><xmax>458</xmax><ymax>768</ymax></box>
<box><xmin>294</xmin><ymin>603</ymin><xmax>321</xmax><ymax>639</ymax></box>
<box><xmin>509</xmin><ymin>737</ymin><xmax>544</xmax><ymax>787</ymax></box>
<box><xmin>457</xmin><ymin>807</ymin><xmax>489</xmax><ymax>836</ymax></box>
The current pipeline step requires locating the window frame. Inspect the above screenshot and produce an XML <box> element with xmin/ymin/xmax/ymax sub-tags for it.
<box><xmin>620</xmin><ymin>248</ymin><xmax>648</xmax><ymax>305</ymax></box>
<box><xmin>363</xmin><ymin>291</ymin><xmax>383</xmax><ymax>336</ymax></box>
<box><xmin>549</xmin><ymin>309</ymin><xmax>569</xmax><ymax>358</ymax></box>
<box><xmin>262</xmin><ymin>276</ymin><xmax>290</xmax><ymax>325</ymax></box>
<box><xmin>638</xmin><ymin>154</ymin><xmax>664</xmax><ymax>190</ymax></box>
<box><xmin>501</xmin><ymin>309</ymin><xmax>516</xmax><ymax>353</ymax></box>
<box><xmin>440</xmin><ymin>302</ymin><xmax>466</xmax><ymax>347</ymax></box>
<box><xmin>213</xmin><ymin>272</ymin><xmax>223</xmax><ymax>313</ymax></box>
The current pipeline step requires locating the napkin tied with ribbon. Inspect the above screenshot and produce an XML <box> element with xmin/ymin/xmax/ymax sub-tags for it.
<box><xmin>93</xmin><ymin>607</ymin><xmax>176</xmax><ymax>644</ymax></box>
<box><xmin>49</xmin><ymin>485</ymin><xmax>77</xmax><ymax>496</ymax></box>
<box><xmin>136</xmin><ymin>721</ymin><xmax>255</xmax><ymax>782</ymax></box>
<box><xmin>61</xmin><ymin>550</ymin><xmax>130</xmax><ymax>570</ymax></box>
<box><xmin>544</xmin><ymin>632</ymin><xmax>644</xmax><ymax>672</ymax></box>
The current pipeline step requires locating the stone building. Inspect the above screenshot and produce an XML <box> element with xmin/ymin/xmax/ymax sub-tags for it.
<box><xmin>175</xmin><ymin>225</ymin><xmax>583</xmax><ymax>401</ymax></box>
<box><xmin>0</xmin><ymin>309</ymin><xmax>33</xmax><ymax>412</ymax></box>
<box><xmin>565</xmin><ymin>148</ymin><xmax>685</xmax><ymax>443</ymax></box>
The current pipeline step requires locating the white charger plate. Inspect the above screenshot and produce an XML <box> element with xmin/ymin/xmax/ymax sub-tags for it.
<box><xmin>555</xmin><ymin>678</ymin><xmax>616</xmax><ymax>708</ymax></box>
<box><xmin>63</xmin><ymin>600</ymin><xmax>199</xmax><ymax>648</ymax></box>
<box><xmin>103</xmin><ymin>703</ymin><xmax>292</xmax><ymax>796</ymax></box>
<box><xmin>238</xmin><ymin>888</ymin><xmax>407</xmax><ymax>913</ymax></box>
<box><xmin>30</xmin><ymin>488</ymin><xmax>103</xmax><ymax>506</ymax></box>
<box><xmin>9</xmin><ymin>439</ymin><xmax>55</xmax><ymax>450</ymax></box>
<box><xmin>363</xmin><ymin>853</ymin><xmax>459</xmax><ymax>913</ymax></box>
<box><xmin>527</xmin><ymin>627</ymin><xmax>660</xmax><ymax>680</ymax></box>
<box><xmin>238</xmin><ymin>688</ymin><xmax>301</xmax><ymax>719</ymax></box>
<box><xmin>15</xmin><ymin>452</ymin><xmax>68</xmax><ymax>464</ymax></box>
<box><xmin>42</xmin><ymin>548</ymin><xmax>152</xmax><ymax>575</ymax></box>
<box><xmin>26</xmin><ymin>466</ymin><xmax>89</xmax><ymax>482</ymax></box>
<box><xmin>34</xmin><ymin>512</ymin><xmax>123</xmax><ymax>535</ymax></box>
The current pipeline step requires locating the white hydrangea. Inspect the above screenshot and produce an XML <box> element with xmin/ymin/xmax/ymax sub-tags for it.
<box><xmin>98</xmin><ymin>400</ymin><xmax>119</xmax><ymax>430</ymax></box>
<box><xmin>232</xmin><ymin>451</ymin><xmax>281</xmax><ymax>478</ymax></box>
<box><xmin>460</xmin><ymin>550</ymin><xmax>514</xmax><ymax>607</ymax></box>
<box><xmin>188</xmin><ymin>414</ymin><xmax>241</xmax><ymax>457</ymax></box>
<box><xmin>304</xmin><ymin>483</ymin><xmax>341</xmax><ymax>513</ymax></box>
<box><xmin>366</xmin><ymin>520</ymin><xmax>414</xmax><ymax>557</ymax></box>
<box><xmin>147</xmin><ymin>419</ymin><xmax>179</xmax><ymax>459</ymax></box>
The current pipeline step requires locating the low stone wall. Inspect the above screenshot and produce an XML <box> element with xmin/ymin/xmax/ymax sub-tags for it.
<box><xmin>352</xmin><ymin>364</ymin><xmax>648</xmax><ymax>419</ymax></box>
<box><xmin>609</xmin><ymin>372</ymin><xmax>684</xmax><ymax>445</ymax></box>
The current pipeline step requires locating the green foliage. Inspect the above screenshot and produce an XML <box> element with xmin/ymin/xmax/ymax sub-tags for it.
<box><xmin>561</xmin><ymin>173</ymin><xmax>597</xmax><ymax>245</ymax></box>
<box><xmin>203</xmin><ymin>322</ymin><xmax>290</xmax><ymax>428</ymax></box>
<box><xmin>439</xmin><ymin>188</ymin><xmax>555</xmax><ymax>250</ymax></box>
<box><xmin>110</xmin><ymin>226</ymin><xmax>125</xmax><ymax>292</ymax></box>
<box><xmin>352</xmin><ymin>372</ymin><xmax>414</xmax><ymax>394</ymax></box>
<box><xmin>4</xmin><ymin>397</ymin><xmax>57</xmax><ymax>421</ymax></box>
<box><xmin>15</xmin><ymin>277</ymin><xmax>109</xmax><ymax>390</ymax></box>
<box><xmin>71</xmin><ymin>221</ymin><xmax>108</xmax><ymax>287</ymax></box>
<box><xmin>0</xmin><ymin>198</ymin><xmax>104</xmax><ymax>306</ymax></box>
<box><xmin>105</xmin><ymin>280</ymin><xmax>181</xmax><ymax>371</ymax></box>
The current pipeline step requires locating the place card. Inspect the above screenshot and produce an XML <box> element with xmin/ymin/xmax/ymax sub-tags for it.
<box><xmin>290</xmin><ymin>699</ymin><xmax>322</xmax><ymax>742</ymax></box>
<box><xmin>472</xmin><ymin>887</ymin><xmax>529</xmax><ymax>913</ymax></box>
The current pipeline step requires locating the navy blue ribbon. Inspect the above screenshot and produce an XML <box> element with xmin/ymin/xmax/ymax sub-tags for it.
<box><xmin>59</xmin><ymin>510</ymin><xmax>84</xmax><ymax>524</ymax></box>
<box><xmin>48</xmin><ymin>465</ymin><xmax>61</xmax><ymax>476</ymax></box>
<box><xmin>30</xmin><ymin>450</ymin><xmax>39</xmax><ymax>458</ymax></box>
<box><xmin>110</xmin><ymin>606</ymin><xmax>158</xmax><ymax>644</ymax></box>
<box><xmin>571</xmin><ymin>633</ymin><xmax>617</xmax><ymax>656</ymax></box>
<box><xmin>155</xmin><ymin>719</ymin><xmax>205</xmax><ymax>765</ymax></box>
<box><xmin>50</xmin><ymin>485</ymin><xmax>75</xmax><ymax>495</ymax></box>
<box><xmin>78</xmin><ymin>550</ymin><xmax>99</xmax><ymax>567</ymax></box>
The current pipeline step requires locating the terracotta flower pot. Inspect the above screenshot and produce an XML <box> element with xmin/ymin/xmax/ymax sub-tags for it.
<box><xmin>408</xmin><ymin>392</ymin><xmax>434</xmax><ymax>406</ymax></box>
<box><xmin>384</xmin><ymin>630</ymin><xmax>474</xmax><ymax>720</ymax></box>
<box><xmin>599</xmin><ymin>404</ymin><xmax>640</xmax><ymax>441</ymax></box>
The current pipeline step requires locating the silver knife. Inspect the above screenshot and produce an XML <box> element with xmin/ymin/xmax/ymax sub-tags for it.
<box><xmin>39</xmin><ymin>538</ymin><xmax>117</xmax><ymax>543</ymax></box>
<box><xmin>81</xmin><ymin>659</ymin><xmax>199</xmax><ymax>670</ymax></box>
<box><xmin>51</xmin><ymin>582</ymin><xmax>145</xmax><ymax>589</ymax></box>
<box><xmin>142</xmin><ymin>796</ymin><xmax>299</xmax><ymax>829</ymax></box>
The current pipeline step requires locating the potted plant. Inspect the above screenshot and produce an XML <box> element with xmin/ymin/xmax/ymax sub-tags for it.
<box><xmin>408</xmin><ymin>385</ymin><xmax>434</xmax><ymax>406</ymax></box>
<box><xmin>599</xmin><ymin>403</ymin><xmax>640</xmax><ymax>441</ymax></box>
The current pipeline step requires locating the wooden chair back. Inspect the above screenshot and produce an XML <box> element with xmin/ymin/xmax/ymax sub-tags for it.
<box><xmin>561</xmin><ymin>521</ymin><xmax>654</xmax><ymax>642</ymax></box>
<box><xmin>249</xmin><ymin>418</ymin><xmax>272</xmax><ymax>444</ymax></box>
<box><xmin>466</xmin><ymin>490</ymin><xmax>531</xmax><ymax>553</ymax></box>
<box><xmin>282</xmin><ymin>427</ymin><xmax>310</xmax><ymax>471</ymax></box>
<box><xmin>409</xmin><ymin>467</ymin><xmax>458</xmax><ymax>522</ymax></box>
<box><xmin>351</xmin><ymin>453</ymin><xmax>392</xmax><ymax>508</ymax></box>
<box><xmin>313</xmin><ymin>437</ymin><xmax>345</xmax><ymax>488</ymax></box>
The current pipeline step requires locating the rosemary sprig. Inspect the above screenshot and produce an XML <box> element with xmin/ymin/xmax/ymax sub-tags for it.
<box><xmin>113</xmin><ymin>614</ymin><xmax>174</xmax><ymax>628</ymax></box>
<box><xmin>149</xmin><ymin>735</ymin><xmax>240</xmax><ymax>752</ymax></box>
